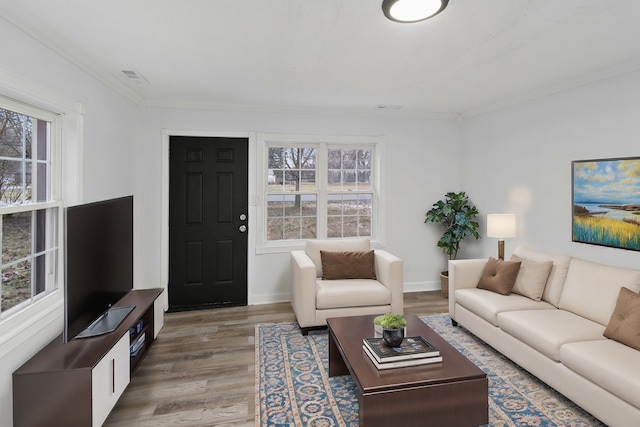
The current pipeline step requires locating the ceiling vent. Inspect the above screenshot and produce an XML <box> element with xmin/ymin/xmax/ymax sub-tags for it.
<box><xmin>121</xmin><ymin>69</ymin><xmax>149</xmax><ymax>84</ymax></box>
<box><xmin>375</xmin><ymin>104</ymin><xmax>403</xmax><ymax>110</ymax></box>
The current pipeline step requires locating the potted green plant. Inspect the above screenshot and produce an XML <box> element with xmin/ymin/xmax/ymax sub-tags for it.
<box><xmin>424</xmin><ymin>191</ymin><xmax>480</xmax><ymax>297</ymax></box>
<box><xmin>374</xmin><ymin>314</ymin><xmax>407</xmax><ymax>347</ymax></box>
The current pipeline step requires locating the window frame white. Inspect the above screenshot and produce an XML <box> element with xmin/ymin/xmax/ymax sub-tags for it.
<box><xmin>256</xmin><ymin>132</ymin><xmax>386</xmax><ymax>254</ymax></box>
<box><xmin>0</xmin><ymin>76</ymin><xmax>75</xmax><ymax>358</ymax></box>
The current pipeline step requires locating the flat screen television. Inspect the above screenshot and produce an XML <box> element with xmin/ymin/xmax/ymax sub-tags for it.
<box><xmin>64</xmin><ymin>195</ymin><xmax>134</xmax><ymax>342</ymax></box>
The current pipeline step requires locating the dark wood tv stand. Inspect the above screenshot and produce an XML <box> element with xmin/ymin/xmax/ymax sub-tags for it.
<box><xmin>13</xmin><ymin>288</ymin><xmax>164</xmax><ymax>427</ymax></box>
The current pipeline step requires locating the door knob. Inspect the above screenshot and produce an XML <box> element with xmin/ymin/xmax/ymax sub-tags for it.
<box><xmin>239</xmin><ymin>225</ymin><xmax>247</xmax><ymax>233</ymax></box>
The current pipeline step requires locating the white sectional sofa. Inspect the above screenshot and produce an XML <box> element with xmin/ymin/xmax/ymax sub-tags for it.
<box><xmin>448</xmin><ymin>246</ymin><xmax>640</xmax><ymax>427</ymax></box>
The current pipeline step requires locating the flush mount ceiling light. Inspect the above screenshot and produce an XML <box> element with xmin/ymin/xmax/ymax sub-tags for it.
<box><xmin>382</xmin><ymin>0</ymin><xmax>449</xmax><ymax>23</ymax></box>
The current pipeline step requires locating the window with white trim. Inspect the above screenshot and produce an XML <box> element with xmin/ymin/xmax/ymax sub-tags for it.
<box><xmin>260</xmin><ymin>133</ymin><xmax>383</xmax><ymax>248</ymax></box>
<box><xmin>0</xmin><ymin>98</ymin><xmax>60</xmax><ymax>320</ymax></box>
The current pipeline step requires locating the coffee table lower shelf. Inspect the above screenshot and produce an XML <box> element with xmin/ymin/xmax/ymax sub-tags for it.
<box><xmin>328</xmin><ymin>315</ymin><xmax>488</xmax><ymax>427</ymax></box>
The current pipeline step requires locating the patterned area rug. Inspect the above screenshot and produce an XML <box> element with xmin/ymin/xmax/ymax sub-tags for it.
<box><xmin>255</xmin><ymin>314</ymin><xmax>606</xmax><ymax>426</ymax></box>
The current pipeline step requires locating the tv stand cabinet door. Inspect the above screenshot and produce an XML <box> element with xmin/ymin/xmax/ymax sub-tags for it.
<box><xmin>92</xmin><ymin>332</ymin><xmax>130</xmax><ymax>426</ymax></box>
<box><xmin>154</xmin><ymin>295</ymin><xmax>164</xmax><ymax>338</ymax></box>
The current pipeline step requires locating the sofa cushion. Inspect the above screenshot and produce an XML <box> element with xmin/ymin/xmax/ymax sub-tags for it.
<box><xmin>559</xmin><ymin>258</ymin><xmax>640</xmax><ymax>326</ymax></box>
<box><xmin>603</xmin><ymin>287</ymin><xmax>640</xmax><ymax>351</ymax></box>
<box><xmin>455</xmin><ymin>288</ymin><xmax>554</xmax><ymax>326</ymax></box>
<box><xmin>561</xmin><ymin>339</ymin><xmax>640</xmax><ymax>409</ymax></box>
<box><xmin>510</xmin><ymin>255</ymin><xmax>552</xmax><ymax>301</ymax></box>
<box><xmin>315</xmin><ymin>278</ymin><xmax>390</xmax><ymax>309</ymax></box>
<box><xmin>497</xmin><ymin>309</ymin><xmax>606</xmax><ymax>361</ymax></box>
<box><xmin>320</xmin><ymin>250</ymin><xmax>376</xmax><ymax>280</ymax></box>
<box><xmin>476</xmin><ymin>257</ymin><xmax>521</xmax><ymax>295</ymax></box>
<box><xmin>306</xmin><ymin>239</ymin><xmax>370</xmax><ymax>277</ymax></box>
<box><xmin>512</xmin><ymin>246</ymin><xmax>572</xmax><ymax>307</ymax></box>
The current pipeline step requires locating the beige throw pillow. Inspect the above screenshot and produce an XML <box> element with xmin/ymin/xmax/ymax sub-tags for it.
<box><xmin>320</xmin><ymin>250</ymin><xmax>376</xmax><ymax>280</ymax></box>
<box><xmin>510</xmin><ymin>255</ymin><xmax>552</xmax><ymax>301</ymax></box>
<box><xmin>477</xmin><ymin>257</ymin><xmax>521</xmax><ymax>295</ymax></box>
<box><xmin>603</xmin><ymin>287</ymin><xmax>640</xmax><ymax>351</ymax></box>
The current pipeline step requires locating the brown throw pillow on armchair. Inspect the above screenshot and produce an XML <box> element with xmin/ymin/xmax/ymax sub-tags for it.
<box><xmin>320</xmin><ymin>250</ymin><xmax>377</xmax><ymax>280</ymax></box>
<box><xmin>603</xmin><ymin>287</ymin><xmax>640</xmax><ymax>351</ymax></box>
<box><xmin>477</xmin><ymin>257</ymin><xmax>521</xmax><ymax>295</ymax></box>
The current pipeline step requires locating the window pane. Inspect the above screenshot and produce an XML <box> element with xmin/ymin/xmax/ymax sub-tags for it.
<box><xmin>268</xmin><ymin>147</ymin><xmax>284</xmax><ymax>168</ymax></box>
<box><xmin>0</xmin><ymin>110</ymin><xmax>30</xmax><ymax>159</ymax></box>
<box><xmin>267</xmin><ymin>195</ymin><xmax>285</xmax><ymax>217</ymax></box>
<box><xmin>327</xmin><ymin>149</ymin><xmax>341</xmax><ymax>169</ymax></box>
<box><xmin>1</xmin><ymin>260</ymin><xmax>31</xmax><ymax>312</ymax></box>
<box><xmin>301</xmin><ymin>220</ymin><xmax>316</xmax><ymax>239</ymax></box>
<box><xmin>327</xmin><ymin>170</ymin><xmax>341</xmax><ymax>191</ymax></box>
<box><xmin>342</xmin><ymin>149</ymin><xmax>356</xmax><ymax>169</ymax></box>
<box><xmin>284</xmin><ymin>218</ymin><xmax>301</xmax><ymax>240</ymax></box>
<box><xmin>267</xmin><ymin>217</ymin><xmax>284</xmax><ymax>241</ymax></box>
<box><xmin>327</xmin><ymin>194</ymin><xmax>343</xmax><ymax>215</ymax></box>
<box><xmin>300</xmin><ymin>197</ymin><xmax>316</xmax><ymax>216</ymax></box>
<box><xmin>3</xmin><ymin>212</ymin><xmax>31</xmax><ymax>264</ymax></box>
<box><xmin>358</xmin><ymin>170</ymin><xmax>372</xmax><ymax>190</ymax></box>
<box><xmin>327</xmin><ymin>216</ymin><xmax>342</xmax><ymax>238</ymax></box>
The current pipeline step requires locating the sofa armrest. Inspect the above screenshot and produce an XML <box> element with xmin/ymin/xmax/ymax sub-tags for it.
<box><xmin>448</xmin><ymin>258</ymin><xmax>487</xmax><ymax>320</ymax></box>
<box><xmin>290</xmin><ymin>250</ymin><xmax>318</xmax><ymax>328</ymax></box>
<box><xmin>374</xmin><ymin>250</ymin><xmax>404</xmax><ymax>315</ymax></box>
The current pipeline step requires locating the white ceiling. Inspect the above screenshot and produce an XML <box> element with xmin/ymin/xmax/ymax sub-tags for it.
<box><xmin>2</xmin><ymin>0</ymin><xmax>640</xmax><ymax>118</ymax></box>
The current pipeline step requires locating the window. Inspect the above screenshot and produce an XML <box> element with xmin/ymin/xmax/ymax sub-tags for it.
<box><xmin>0</xmin><ymin>100</ymin><xmax>60</xmax><ymax>320</ymax></box>
<box><xmin>259</xmin><ymin>133</ymin><xmax>384</xmax><ymax>250</ymax></box>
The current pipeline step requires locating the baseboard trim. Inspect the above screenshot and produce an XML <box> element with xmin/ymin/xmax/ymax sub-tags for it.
<box><xmin>404</xmin><ymin>280</ymin><xmax>440</xmax><ymax>293</ymax></box>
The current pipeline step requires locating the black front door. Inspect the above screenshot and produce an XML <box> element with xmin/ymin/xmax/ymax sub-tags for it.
<box><xmin>168</xmin><ymin>136</ymin><xmax>248</xmax><ymax>311</ymax></box>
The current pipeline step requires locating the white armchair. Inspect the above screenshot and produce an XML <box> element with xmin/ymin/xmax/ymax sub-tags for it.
<box><xmin>290</xmin><ymin>239</ymin><xmax>404</xmax><ymax>334</ymax></box>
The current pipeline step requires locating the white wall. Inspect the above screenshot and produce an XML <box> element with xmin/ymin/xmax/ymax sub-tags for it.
<box><xmin>0</xmin><ymin>17</ymin><xmax>137</xmax><ymax>427</ymax></box>
<box><xmin>461</xmin><ymin>70</ymin><xmax>640</xmax><ymax>269</ymax></box>
<box><xmin>136</xmin><ymin>108</ymin><xmax>462</xmax><ymax>303</ymax></box>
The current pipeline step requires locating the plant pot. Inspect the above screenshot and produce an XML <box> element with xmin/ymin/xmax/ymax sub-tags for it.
<box><xmin>382</xmin><ymin>328</ymin><xmax>405</xmax><ymax>347</ymax></box>
<box><xmin>440</xmin><ymin>271</ymin><xmax>449</xmax><ymax>298</ymax></box>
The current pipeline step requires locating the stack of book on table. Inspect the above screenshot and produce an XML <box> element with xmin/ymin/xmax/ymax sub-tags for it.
<box><xmin>363</xmin><ymin>336</ymin><xmax>442</xmax><ymax>370</ymax></box>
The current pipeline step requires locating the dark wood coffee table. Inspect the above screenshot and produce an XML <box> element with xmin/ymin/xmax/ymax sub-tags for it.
<box><xmin>327</xmin><ymin>314</ymin><xmax>488</xmax><ymax>427</ymax></box>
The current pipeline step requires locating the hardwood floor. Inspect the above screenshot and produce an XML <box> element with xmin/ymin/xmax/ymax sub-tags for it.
<box><xmin>104</xmin><ymin>291</ymin><xmax>448</xmax><ymax>426</ymax></box>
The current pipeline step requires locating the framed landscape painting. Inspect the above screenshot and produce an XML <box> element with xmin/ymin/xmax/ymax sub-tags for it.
<box><xmin>572</xmin><ymin>157</ymin><xmax>640</xmax><ymax>251</ymax></box>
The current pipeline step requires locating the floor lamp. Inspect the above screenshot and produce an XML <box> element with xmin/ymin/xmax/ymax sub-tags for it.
<box><xmin>487</xmin><ymin>214</ymin><xmax>516</xmax><ymax>260</ymax></box>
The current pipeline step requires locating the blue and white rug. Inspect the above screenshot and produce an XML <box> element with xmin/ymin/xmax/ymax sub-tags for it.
<box><xmin>255</xmin><ymin>314</ymin><xmax>606</xmax><ymax>426</ymax></box>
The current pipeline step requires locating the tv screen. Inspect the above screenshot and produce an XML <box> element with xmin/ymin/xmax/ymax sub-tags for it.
<box><xmin>64</xmin><ymin>196</ymin><xmax>134</xmax><ymax>342</ymax></box>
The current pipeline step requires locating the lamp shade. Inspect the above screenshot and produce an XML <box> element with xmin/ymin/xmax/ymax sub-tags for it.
<box><xmin>487</xmin><ymin>214</ymin><xmax>517</xmax><ymax>239</ymax></box>
<box><xmin>382</xmin><ymin>0</ymin><xmax>449</xmax><ymax>23</ymax></box>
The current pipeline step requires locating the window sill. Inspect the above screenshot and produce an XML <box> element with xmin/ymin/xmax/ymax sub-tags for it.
<box><xmin>0</xmin><ymin>291</ymin><xmax>63</xmax><ymax>359</ymax></box>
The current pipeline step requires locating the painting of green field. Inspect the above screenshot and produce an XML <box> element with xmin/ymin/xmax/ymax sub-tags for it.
<box><xmin>573</xmin><ymin>215</ymin><xmax>640</xmax><ymax>250</ymax></box>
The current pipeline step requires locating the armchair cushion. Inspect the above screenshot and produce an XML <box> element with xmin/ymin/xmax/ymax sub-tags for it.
<box><xmin>316</xmin><ymin>279</ymin><xmax>391</xmax><ymax>309</ymax></box>
<box><xmin>320</xmin><ymin>250</ymin><xmax>376</xmax><ymax>280</ymax></box>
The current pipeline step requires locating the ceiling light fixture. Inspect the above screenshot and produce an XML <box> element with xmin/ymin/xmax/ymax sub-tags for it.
<box><xmin>382</xmin><ymin>0</ymin><xmax>449</xmax><ymax>23</ymax></box>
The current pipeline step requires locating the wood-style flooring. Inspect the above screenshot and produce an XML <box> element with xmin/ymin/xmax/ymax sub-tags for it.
<box><xmin>103</xmin><ymin>291</ymin><xmax>448</xmax><ymax>426</ymax></box>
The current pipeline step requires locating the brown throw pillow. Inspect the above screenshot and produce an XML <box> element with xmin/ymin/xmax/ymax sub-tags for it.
<box><xmin>477</xmin><ymin>257</ymin><xmax>521</xmax><ymax>295</ymax></box>
<box><xmin>603</xmin><ymin>287</ymin><xmax>640</xmax><ymax>351</ymax></box>
<box><xmin>320</xmin><ymin>250</ymin><xmax>376</xmax><ymax>280</ymax></box>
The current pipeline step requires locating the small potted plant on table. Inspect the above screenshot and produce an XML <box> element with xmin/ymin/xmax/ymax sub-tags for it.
<box><xmin>374</xmin><ymin>314</ymin><xmax>408</xmax><ymax>347</ymax></box>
